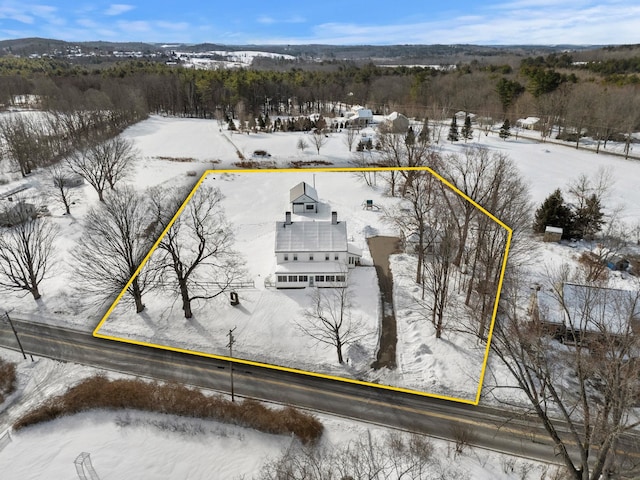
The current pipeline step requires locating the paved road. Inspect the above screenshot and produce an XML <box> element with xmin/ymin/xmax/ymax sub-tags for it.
<box><xmin>1</xmin><ymin>319</ymin><xmax>639</xmax><ymax>470</ymax></box>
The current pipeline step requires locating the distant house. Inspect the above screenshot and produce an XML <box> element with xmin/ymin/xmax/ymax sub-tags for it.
<box><xmin>274</xmin><ymin>211</ymin><xmax>362</xmax><ymax>288</ymax></box>
<box><xmin>516</xmin><ymin>117</ymin><xmax>540</xmax><ymax>130</ymax></box>
<box><xmin>383</xmin><ymin>112</ymin><xmax>410</xmax><ymax>133</ymax></box>
<box><xmin>455</xmin><ymin>111</ymin><xmax>476</xmax><ymax>122</ymax></box>
<box><xmin>289</xmin><ymin>182</ymin><xmax>318</xmax><ymax>214</ymax></box>
<box><xmin>347</xmin><ymin>105</ymin><xmax>373</xmax><ymax>127</ymax></box>
<box><xmin>543</xmin><ymin>226</ymin><xmax>563</xmax><ymax>242</ymax></box>
<box><xmin>536</xmin><ymin>282</ymin><xmax>640</xmax><ymax>340</ymax></box>
<box><xmin>0</xmin><ymin>201</ymin><xmax>36</xmax><ymax>227</ymax></box>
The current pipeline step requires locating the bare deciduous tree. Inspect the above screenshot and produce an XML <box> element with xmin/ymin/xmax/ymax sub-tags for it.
<box><xmin>296</xmin><ymin>137</ymin><xmax>308</xmax><ymax>153</ymax></box>
<box><xmin>310</xmin><ymin>129</ymin><xmax>328</xmax><ymax>155</ymax></box>
<box><xmin>0</xmin><ymin>208</ymin><xmax>57</xmax><ymax>300</ymax></box>
<box><xmin>48</xmin><ymin>163</ymin><xmax>80</xmax><ymax>215</ymax></box>
<box><xmin>298</xmin><ymin>285</ymin><xmax>365</xmax><ymax>364</ymax></box>
<box><xmin>343</xmin><ymin>126</ymin><xmax>357</xmax><ymax>152</ymax></box>
<box><xmin>73</xmin><ymin>187</ymin><xmax>155</xmax><ymax>313</ymax></box>
<box><xmin>151</xmin><ymin>184</ymin><xmax>243</xmax><ymax>319</ymax></box>
<box><xmin>0</xmin><ymin>114</ymin><xmax>50</xmax><ymax>177</ymax></box>
<box><xmin>67</xmin><ymin>137</ymin><xmax>136</xmax><ymax>201</ymax></box>
<box><xmin>260</xmin><ymin>431</ymin><xmax>448</xmax><ymax>480</ymax></box>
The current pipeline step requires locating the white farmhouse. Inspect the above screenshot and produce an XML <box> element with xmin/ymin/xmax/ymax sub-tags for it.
<box><xmin>274</xmin><ymin>211</ymin><xmax>362</xmax><ymax>288</ymax></box>
<box><xmin>289</xmin><ymin>182</ymin><xmax>318</xmax><ymax>214</ymax></box>
<box><xmin>346</xmin><ymin>105</ymin><xmax>373</xmax><ymax>127</ymax></box>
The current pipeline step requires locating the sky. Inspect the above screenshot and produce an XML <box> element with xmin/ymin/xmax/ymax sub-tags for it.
<box><xmin>0</xmin><ymin>0</ymin><xmax>639</xmax><ymax>45</ymax></box>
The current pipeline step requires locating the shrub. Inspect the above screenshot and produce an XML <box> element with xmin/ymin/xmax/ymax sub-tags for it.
<box><xmin>0</xmin><ymin>359</ymin><xmax>17</xmax><ymax>404</ymax></box>
<box><xmin>13</xmin><ymin>376</ymin><xmax>323</xmax><ymax>444</ymax></box>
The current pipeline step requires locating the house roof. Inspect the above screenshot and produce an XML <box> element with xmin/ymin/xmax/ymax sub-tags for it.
<box><xmin>289</xmin><ymin>182</ymin><xmax>318</xmax><ymax>203</ymax></box>
<box><xmin>517</xmin><ymin>117</ymin><xmax>540</xmax><ymax>125</ymax></box>
<box><xmin>545</xmin><ymin>226</ymin><xmax>563</xmax><ymax>234</ymax></box>
<box><xmin>275</xmin><ymin>220</ymin><xmax>347</xmax><ymax>252</ymax></box>
<box><xmin>538</xmin><ymin>282</ymin><xmax>640</xmax><ymax>335</ymax></box>
<box><xmin>352</xmin><ymin>109</ymin><xmax>372</xmax><ymax>119</ymax></box>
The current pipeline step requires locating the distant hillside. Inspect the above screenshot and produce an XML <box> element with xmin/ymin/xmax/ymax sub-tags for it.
<box><xmin>0</xmin><ymin>37</ymin><xmax>605</xmax><ymax>64</ymax></box>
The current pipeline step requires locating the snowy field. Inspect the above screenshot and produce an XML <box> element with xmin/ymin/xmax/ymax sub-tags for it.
<box><xmin>1</xmin><ymin>113</ymin><xmax>640</xmax><ymax>404</ymax></box>
<box><xmin>0</xmin><ymin>351</ymin><xmax>557</xmax><ymax>480</ymax></box>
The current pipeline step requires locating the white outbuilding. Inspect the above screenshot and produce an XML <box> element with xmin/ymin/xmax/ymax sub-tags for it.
<box><xmin>289</xmin><ymin>182</ymin><xmax>319</xmax><ymax>214</ymax></box>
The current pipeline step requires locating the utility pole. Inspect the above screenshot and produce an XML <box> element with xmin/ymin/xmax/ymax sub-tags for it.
<box><xmin>2</xmin><ymin>310</ymin><xmax>32</xmax><ymax>361</ymax></box>
<box><xmin>226</xmin><ymin>327</ymin><xmax>237</xmax><ymax>402</ymax></box>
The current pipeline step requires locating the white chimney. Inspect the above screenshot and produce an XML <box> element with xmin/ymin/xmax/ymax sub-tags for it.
<box><xmin>285</xmin><ymin>211</ymin><xmax>292</xmax><ymax>225</ymax></box>
<box><xmin>331</xmin><ymin>211</ymin><xmax>337</xmax><ymax>225</ymax></box>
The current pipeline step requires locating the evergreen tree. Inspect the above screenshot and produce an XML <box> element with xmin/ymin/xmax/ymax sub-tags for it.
<box><xmin>227</xmin><ymin>118</ymin><xmax>236</xmax><ymax>131</ymax></box>
<box><xmin>533</xmin><ymin>188</ymin><xmax>574</xmax><ymax>237</ymax></box>
<box><xmin>405</xmin><ymin>126</ymin><xmax>415</xmax><ymax>146</ymax></box>
<box><xmin>572</xmin><ymin>194</ymin><xmax>605</xmax><ymax>239</ymax></box>
<box><xmin>418</xmin><ymin>118</ymin><xmax>430</xmax><ymax>144</ymax></box>
<box><xmin>447</xmin><ymin>116</ymin><xmax>459</xmax><ymax>143</ymax></box>
<box><xmin>499</xmin><ymin>119</ymin><xmax>511</xmax><ymax>140</ymax></box>
<box><xmin>461</xmin><ymin>115</ymin><xmax>473</xmax><ymax>141</ymax></box>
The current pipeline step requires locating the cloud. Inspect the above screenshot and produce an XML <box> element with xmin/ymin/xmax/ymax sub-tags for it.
<box><xmin>257</xmin><ymin>15</ymin><xmax>275</xmax><ymax>25</ymax></box>
<box><xmin>257</xmin><ymin>14</ymin><xmax>306</xmax><ymax>25</ymax></box>
<box><xmin>248</xmin><ymin>0</ymin><xmax>640</xmax><ymax>45</ymax></box>
<box><xmin>105</xmin><ymin>4</ymin><xmax>135</xmax><ymax>16</ymax></box>
<box><xmin>0</xmin><ymin>5</ymin><xmax>34</xmax><ymax>24</ymax></box>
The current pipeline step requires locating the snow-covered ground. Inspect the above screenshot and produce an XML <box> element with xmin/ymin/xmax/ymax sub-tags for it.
<box><xmin>0</xmin><ymin>351</ymin><xmax>557</xmax><ymax>480</ymax></box>
<box><xmin>1</xmin><ymin>113</ymin><xmax>639</xmax><ymax>405</ymax></box>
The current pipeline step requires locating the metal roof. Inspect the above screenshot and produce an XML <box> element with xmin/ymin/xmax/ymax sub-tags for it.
<box><xmin>275</xmin><ymin>220</ymin><xmax>347</xmax><ymax>252</ymax></box>
<box><xmin>289</xmin><ymin>182</ymin><xmax>318</xmax><ymax>203</ymax></box>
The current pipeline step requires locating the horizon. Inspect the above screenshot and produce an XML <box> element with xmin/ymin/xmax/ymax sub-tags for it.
<box><xmin>0</xmin><ymin>0</ymin><xmax>639</xmax><ymax>46</ymax></box>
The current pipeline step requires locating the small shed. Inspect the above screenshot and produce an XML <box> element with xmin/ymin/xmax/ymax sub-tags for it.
<box><xmin>543</xmin><ymin>226</ymin><xmax>563</xmax><ymax>242</ymax></box>
<box><xmin>289</xmin><ymin>182</ymin><xmax>318</xmax><ymax>214</ymax></box>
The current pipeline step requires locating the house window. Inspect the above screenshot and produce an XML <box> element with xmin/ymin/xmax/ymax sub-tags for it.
<box><xmin>306</xmin><ymin>204</ymin><xmax>314</xmax><ymax>210</ymax></box>
<box><xmin>315</xmin><ymin>275</ymin><xmax>324</xmax><ymax>282</ymax></box>
<box><xmin>325</xmin><ymin>253</ymin><xmax>329</xmax><ymax>261</ymax></box>
<box><xmin>349</xmin><ymin>257</ymin><xmax>353</xmax><ymax>264</ymax></box>
<box><xmin>336</xmin><ymin>275</ymin><xmax>346</xmax><ymax>282</ymax></box>
<box><xmin>284</xmin><ymin>254</ymin><xmax>289</xmax><ymax>261</ymax></box>
<box><xmin>309</xmin><ymin>254</ymin><xmax>314</xmax><ymax>261</ymax></box>
<box><xmin>277</xmin><ymin>275</ymin><xmax>287</xmax><ymax>282</ymax></box>
<box><xmin>288</xmin><ymin>275</ymin><xmax>297</xmax><ymax>282</ymax></box>
<box><xmin>293</xmin><ymin>254</ymin><xmax>298</xmax><ymax>261</ymax></box>
<box><xmin>326</xmin><ymin>275</ymin><xmax>335</xmax><ymax>282</ymax></box>
<box><xmin>334</xmin><ymin>254</ymin><xmax>339</xmax><ymax>261</ymax></box>
<box><xmin>299</xmin><ymin>275</ymin><xmax>308</xmax><ymax>282</ymax></box>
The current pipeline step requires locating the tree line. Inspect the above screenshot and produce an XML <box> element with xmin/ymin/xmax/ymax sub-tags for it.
<box><xmin>1</xmin><ymin>56</ymin><xmax>639</xmax><ymax>144</ymax></box>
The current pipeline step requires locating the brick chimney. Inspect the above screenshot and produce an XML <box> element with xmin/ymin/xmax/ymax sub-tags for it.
<box><xmin>331</xmin><ymin>211</ymin><xmax>338</xmax><ymax>225</ymax></box>
<box><xmin>285</xmin><ymin>211</ymin><xmax>292</xmax><ymax>225</ymax></box>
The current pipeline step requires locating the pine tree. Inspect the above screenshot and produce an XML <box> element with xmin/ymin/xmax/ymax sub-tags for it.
<box><xmin>533</xmin><ymin>188</ymin><xmax>574</xmax><ymax>237</ymax></box>
<box><xmin>499</xmin><ymin>119</ymin><xmax>511</xmax><ymax>140</ymax></box>
<box><xmin>447</xmin><ymin>116</ymin><xmax>459</xmax><ymax>143</ymax></box>
<box><xmin>227</xmin><ymin>118</ymin><xmax>236</xmax><ymax>131</ymax></box>
<box><xmin>418</xmin><ymin>118</ymin><xmax>430</xmax><ymax>144</ymax></box>
<box><xmin>572</xmin><ymin>194</ymin><xmax>605</xmax><ymax>239</ymax></box>
<box><xmin>461</xmin><ymin>115</ymin><xmax>473</xmax><ymax>141</ymax></box>
<box><xmin>405</xmin><ymin>126</ymin><xmax>415</xmax><ymax>146</ymax></box>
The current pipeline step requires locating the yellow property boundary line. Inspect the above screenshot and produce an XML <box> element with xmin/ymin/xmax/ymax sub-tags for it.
<box><xmin>93</xmin><ymin>167</ymin><xmax>513</xmax><ymax>406</ymax></box>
